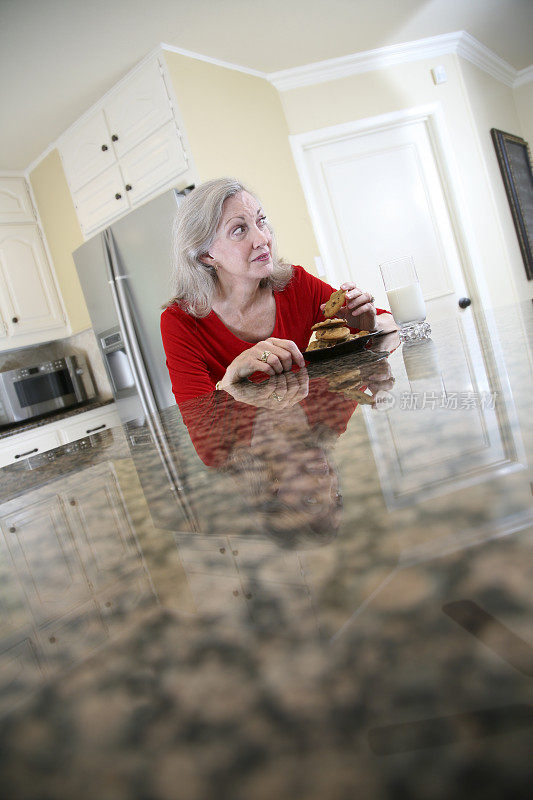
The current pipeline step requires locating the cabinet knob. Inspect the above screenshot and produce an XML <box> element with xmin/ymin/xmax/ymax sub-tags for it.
<box><xmin>232</xmin><ymin>589</ymin><xmax>239</xmax><ymax>597</ymax></box>
<box><xmin>115</xmin><ymin>193</ymin><xmax>122</xmax><ymax>200</ymax></box>
<box><xmin>219</xmin><ymin>547</ymin><xmax>226</xmax><ymax>554</ymax></box>
<box><xmin>101</xmin><ymin>144</ymin><xmax>108</xmax><ymax>151</ymax></box>
<box><xmin>12</xmin><ymin>317</ymin><xmax>18</xmax><ymax>323</ymax></box>
<box><xmin>125</xmin><ymin>184</ymin><xmax>132</xmax><ymax>191</ymax></box>
<box><xmin>232</xmin><ymin>550</ymin><xmax>238</xmax><ymax>556</ymax></box>
<box><xmin>458</xmin><ymin>297</ymin><xmax>471</xmax><ymax>309</ymax></box>
<box><xmin>70</xmin><ymin>499</ymin><xmax>76</xmax><ymax>506</ymax></box>
<box><xmin>49</xmin><ymin>636</ymin><xmax>56</xmax><ymax>644</ymax></box>
<box><xmin>111</xmin><ymin>134</ymin><xmax>119</xmax><ymax>142</ymax></box>
<box><xmin>9</xmin><ymin>526</ymin><xmax>16</xmax><ymax>533</ymax></box>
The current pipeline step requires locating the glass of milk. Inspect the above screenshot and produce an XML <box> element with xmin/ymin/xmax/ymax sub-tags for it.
<box><xmin>379</xmin><ymin>256</ymin><xmax>431</xmax><ymax>341</ymax></box>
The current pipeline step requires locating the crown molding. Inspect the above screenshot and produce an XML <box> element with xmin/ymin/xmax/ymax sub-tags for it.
<box><xmin>268</xmin><ymin>31</ymin><xmax>463</xmax><ymax>91</ymax></box>
<box><xmin>456</xmin><ymin>32</ymin><xmax>516</xmax><ymax>87</ymax></box>
<box><xmin>514</xmin><ymin>64</ymin><xmax>533</xmax><ymax>87</ymax></box>
<box><xmin>160</xmin><ymin>42</ymin><xmax>267</xmax><ymax>79</ymax></box>
<box><xmin>268</xmin><ymin>31</ymin><xmax>523</xmax><ymax>92</ymax></box>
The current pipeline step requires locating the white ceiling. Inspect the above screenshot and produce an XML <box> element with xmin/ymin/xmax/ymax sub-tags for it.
<box><xmin>1</xmin><ymin>0</ymin><xmax>533</xmax><ymax>171</ymax></box>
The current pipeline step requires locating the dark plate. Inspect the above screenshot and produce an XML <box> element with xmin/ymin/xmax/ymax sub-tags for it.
<box><xmin>304</xmin><ymin>331</ymin><xmax>387</xmax><ymax>362</ymax></box>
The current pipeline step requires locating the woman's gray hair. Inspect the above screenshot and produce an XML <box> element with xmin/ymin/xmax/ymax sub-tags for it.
<box><xmin>165</xmin><ymin>177</ymin><xmax>293</xmax><ymax>316</ymax></box>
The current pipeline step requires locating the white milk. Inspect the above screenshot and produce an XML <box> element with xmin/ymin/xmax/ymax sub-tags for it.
<box><xmin>386</xmin><ymin>282</ymin><xmax>426</xmax><ymax>325</ymax></box>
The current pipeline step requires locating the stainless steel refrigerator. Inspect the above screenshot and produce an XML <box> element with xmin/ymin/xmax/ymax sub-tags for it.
<box><xmin>73</xmin><ymin>187</ymin><xmax>192</xmax><ymax>425</ymax></box>
<box><xmin>73</xmin><ymin>186</ymin><xmax>199</xmax><ymax>530</ymax></box>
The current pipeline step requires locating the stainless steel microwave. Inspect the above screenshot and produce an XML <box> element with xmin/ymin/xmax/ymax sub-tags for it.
<box><xmin>0</xmin><ymin>355</ymin><xmax>96</xmax><ymax>426</ymax></box>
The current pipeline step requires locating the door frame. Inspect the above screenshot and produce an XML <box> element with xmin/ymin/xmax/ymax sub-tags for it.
<box><xmin>289</xmin><ymin>102</ymin><xmax>489</xmax><ymax>310</ymax></box>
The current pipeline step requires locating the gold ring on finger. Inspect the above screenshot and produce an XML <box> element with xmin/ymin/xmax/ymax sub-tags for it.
<box><xmin>259</xmin><ymin>350</ymin><xmax>271</xmax><ymax>363</ymax></box>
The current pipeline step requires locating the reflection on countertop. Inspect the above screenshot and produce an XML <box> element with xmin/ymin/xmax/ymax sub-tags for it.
<box><xmin>0</xmin><ymin>303</ymin><xmax>532</xmax><ymax>799</ymax></box>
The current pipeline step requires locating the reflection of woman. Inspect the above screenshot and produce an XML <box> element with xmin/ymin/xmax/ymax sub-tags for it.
<box><xmin>177</xmin><ymin>362</ymin><xmax>397</xmax><ymax>549</ymax></box>
<box><xmin>161</xmin><ymin>177</ymin><xmax>395</xmax><ymax>404</ymax></box>
<box><xmin>224</xmin><ymin>392</ymin><xmax>343</xmax><ymax>549</ymax></box>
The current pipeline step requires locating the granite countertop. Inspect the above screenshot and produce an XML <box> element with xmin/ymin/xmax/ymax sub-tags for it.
<box><xmin>0</xmin><ymin>397</ymin><xmax>116</xmax><ymax>440</ymax></box>
<box><xmin>0</xmin><ymin>304</ymin><xmax>532</xmax><ymax>799</ymax></box>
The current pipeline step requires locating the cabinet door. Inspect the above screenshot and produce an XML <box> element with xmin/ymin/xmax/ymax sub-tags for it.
<box><xmin>0</xmin><ymin>178</ymin><xmax>34</xmax><ymax>223</ymax></box>
<box><xmin>73</xmin><ymin>164</ymin><xmax>130</xmax><ymax>235</ymax></box>
<box><xmin>120</xmin><ymin>121</ymin><xmax>188</xmax><ymax>207</ymax></box>
<box><xmin>63</xmin><ymin>464</ymin><xmax>139</xmax><ymax>592</ymax></box>
<box><xmin>0</xmin><ymin>428</ymin><xmax>62</xmax><ymax>469</ymax></box>
<box><xmin>104</xmin><ymin>59</ymin><xmax>173</xmax><ymax>158</ymax></box>
<box><xmin>0</xmin><ymin>225</ymin><xmax>65</xmax><ymax>339</ymax></box>
<box><xmin>0</xmin><ymin>494</ymin><xmax>91</xmax><ymax>627</ymax></box>
<box><xmin>60</xmin><ymin>112</ymin><xmax>116</xmax><ymax>192</ymax></box>
<box><xmin>37</xmin><ymin>599</ymin><xmax>108</xmax><ymax>671</ymax></box>
<box><xmin>60</xmin><ymin>407</ymin><xmax>120</xmax><ymax>444</ymax></box>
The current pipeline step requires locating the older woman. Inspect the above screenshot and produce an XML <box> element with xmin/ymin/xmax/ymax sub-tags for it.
<box><xmin>161</xmin><ymin>177</ymin><xmax>395</xmax><ymax>405</ymax></box>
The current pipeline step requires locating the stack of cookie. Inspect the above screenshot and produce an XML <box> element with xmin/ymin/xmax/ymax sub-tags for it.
<box><xmin>307</xmin><ymin>318</ymin><xmax>352</xmax><ymax>351</ymax></box>
<box><xmin>305</xmin><ymin>288</ymin><xmax>370</xmax><ymax>353</ymax></box>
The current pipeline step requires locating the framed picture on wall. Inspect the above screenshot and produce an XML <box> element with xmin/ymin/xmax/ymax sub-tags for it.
<box><xmin>491</xmin><ymin>128</ymin><xmax>533</xmax><ymax>281</ymax></box>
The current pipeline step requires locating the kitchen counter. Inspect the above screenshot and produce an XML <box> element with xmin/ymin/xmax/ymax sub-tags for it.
<box><xmin>0</xmin><ymin>303</ymin><xmax>532</xmax><ymax>799</ymax></box>
<box><xmin>0</xmin><ymin>397</ymin><xmax>116</xmax><ymax>440</ymax></box>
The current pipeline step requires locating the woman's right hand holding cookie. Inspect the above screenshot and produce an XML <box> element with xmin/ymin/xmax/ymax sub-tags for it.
<box><xmin>217</xmin><ymin>338</ymin><xmax>305</xmax><ymax>389</ymax></box>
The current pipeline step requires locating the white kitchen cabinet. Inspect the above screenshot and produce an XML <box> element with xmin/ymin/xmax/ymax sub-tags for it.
<box><xmin>58</xmin><ymin>405</ymin><xmax>121</xmax><ymax>443</ymax></box>
<box><xmin>59</xmin><ymin>113</ymin><xmax>116</xmax><ymax>193</ymax></box>
<box><xmin>73</xmin><ymin>164</ymin><xmax>130</xmax><ymax>233</ymax></box>
<box><xmin>0</xmin><ymin>428</ymin><xmax>63</xmax><ymax>469</ymax></box>
<box><xmin>120</xmin><ymin>120</ymin><xmax>188</xmax><ymax>207</ymax></box>
<box><xmin>59</xmin><ymin>55</ymin><xmax>191</xmax><ymax>237</ymax></box>
<box><xmin>0</xmin><ymin>404</ymin><xmax>120</xmax><ymax>469</ymax></box>
<box><xmin>0</xmin><ymin>178</ymin><xmax>35</xmax><ymax>224</ymax></box>
<box><xmin>103</xmin><ymin>58</ymin><xmax>174</xmax><ymax>158</ymax></box>
<box><xmin>0</xmin><ymin>224</ymin><xmax>66</xmax><ymax>344</ymax></box>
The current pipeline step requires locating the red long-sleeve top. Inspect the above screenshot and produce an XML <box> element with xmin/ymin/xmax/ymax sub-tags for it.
<box><xmin>160</xmin><ymin>265</ymin><xmax>388</xmax><ymax>406</ymax></box>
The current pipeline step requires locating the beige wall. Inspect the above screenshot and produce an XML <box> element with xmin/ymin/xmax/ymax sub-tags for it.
<box><xmin>278</xmin><ymin>54</ymin><xmax>527</xmax><ymax>307</ymax></box>
<box><xmin>29</xmin><ymin>150</ymin><xmax>91</xmax><ymax>332</ymax></box>
<box><xmin>163</xmin><ymin>51</ymin><xmax>319</xmax><ymax>272</ymax></box>
<box><xmin>458</xmin><ymin>61</ymin><xmax>533</xmax><ymax>302</ymax></box>
<box><xmin>514</xmin><ymin>80</ymin><xmax>533</xmax><ymax>148</ymax></box>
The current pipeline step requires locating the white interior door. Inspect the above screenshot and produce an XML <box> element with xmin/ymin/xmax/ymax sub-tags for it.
<box><xmin>295</xmin><ymin>116</ymin><xmax>472</xmax><ymax>320</ymax></box>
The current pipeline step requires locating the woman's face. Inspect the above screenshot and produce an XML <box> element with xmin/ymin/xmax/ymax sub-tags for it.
<box><xmin>204</xmin><ymin>191</ymin><xmax>273</xmax><ymax>284</ymax></box>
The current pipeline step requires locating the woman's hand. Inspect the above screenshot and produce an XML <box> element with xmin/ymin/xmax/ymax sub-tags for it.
<box><xmin>320</xmin><ymin>282</ymin><xmax>397</xmax><ymax>333</ymax></box>
<box><xmin>217</xmin><ymin>337</ymin><xmax>306</xmax><ymax>389</ymax></box>
<box><xmin>222</xmin><ymin>368</ymin><xmax>309</xmax><ymax>409</ymax></box>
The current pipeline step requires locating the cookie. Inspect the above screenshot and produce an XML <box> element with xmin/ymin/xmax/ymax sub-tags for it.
<box><xmin>311</xmin><ymin>317</ymin><xmax>345</xmax><ymax>331</ymax></box>
<box><xmin>323</xmin><ymin>289</ymin><xmax>346</xmax><ymax>319</ymax></box>
<box><xmin>315</xmin><ymin>325</ymin><xmax>351</xmax><ymax>342</ymax></box>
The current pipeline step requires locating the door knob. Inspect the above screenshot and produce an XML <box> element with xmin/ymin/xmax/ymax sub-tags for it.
<box><xmin>458</xmin><ymin>297</ymin><xmax>471</xmax><ymax>309</ymax></box>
